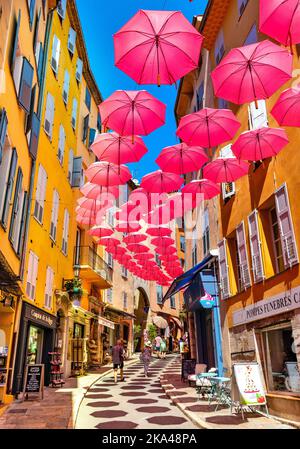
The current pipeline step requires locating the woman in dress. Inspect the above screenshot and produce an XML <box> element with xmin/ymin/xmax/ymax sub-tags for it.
<box><xmin>160</xmin><ymin>337</ymin><xmax>167</xmax><ymax>359</ymax></box>
<box><xmin>140</xmin><ymin>341</ymin><xmax>152</xmax><ymax>377</ymax></box>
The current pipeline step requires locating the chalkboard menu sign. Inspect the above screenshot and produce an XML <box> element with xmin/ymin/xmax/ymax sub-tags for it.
<box><xmin>181</xmin><ymin>359</ymin><xmax>196</xmax><ymax>381</ymax></box>
<box><xmin>22</xmin><ymin>364</ymin><xmax>44</xmax><ymax>400</ymax></box>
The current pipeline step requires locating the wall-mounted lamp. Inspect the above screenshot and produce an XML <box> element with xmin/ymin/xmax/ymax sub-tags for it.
<box><xmin>0</xmin><ymin>294</ymin><xmax>14</xmax><ymax>308</ymax></box>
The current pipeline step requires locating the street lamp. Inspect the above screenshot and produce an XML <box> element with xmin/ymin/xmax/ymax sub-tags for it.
<box><xmin>0</xmin><ymin>294</ymin><xmax>14</xmax><ymax>308</ymax></box>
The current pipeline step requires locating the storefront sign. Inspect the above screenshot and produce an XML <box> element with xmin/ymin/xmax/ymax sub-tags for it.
<box><xmin>231</xmin><ymin>363</ymin><xmax>266</xmax><ymax>406</ymax></box>
<box><xmin>98</xmin><ymin>316</ymin><xmax>115</xmax><ymax>330</ymax></box>
<box><xmin>232</xmin><ymin>286</ymin><xmax>300</xmax><ymax>326</ymax></box>
<box><xmin>24</xmin><ymin>303</ymin><xmax>56</xmax><ymax>329</ymax></box>
<box><xmin>22</xmin><ymin>364</ymin><xmax>44</xmax><ymax>400</ymax></box>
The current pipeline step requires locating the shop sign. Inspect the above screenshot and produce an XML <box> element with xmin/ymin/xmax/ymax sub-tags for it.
<box><xmin>24</xmin><ymin>304</ymin><xmax>56</xmax><ymax>329</ymax></box>
<box><xmin>98</xmin><ymin>316</ymin><xmax>115</xmax><ymax>330</ymax></box>
<box><xmin>232</xmin><ymin>286</ymin><xmax>300</xmax><ymax>326</ymax></box>
<box><xmin>231</xmin><ymin>362</ymin><xmax>266</xmax><ymax>406</ymax></box>
<box><xmin>22</xmin><ymin>364</ymin><xmax>44</xmax><ymax>400</ymax></box>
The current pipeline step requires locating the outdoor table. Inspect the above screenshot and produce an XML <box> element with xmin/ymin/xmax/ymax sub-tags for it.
<box><xmin>195</xmin><ymin>373</ymin><xmax>218</xmax><ymax>399</ymax></box>
<box><xmin>209</xmin><ymin>376</ymin><xmax>231</xmax><ymax>411</ymax></box>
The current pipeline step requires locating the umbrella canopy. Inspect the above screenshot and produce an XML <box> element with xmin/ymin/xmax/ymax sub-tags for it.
<box><xmin>211</xmin><ymin>40</ymin><xmax>292</xmax><ymax>105</ymax></box>
<box><xmin>146</xmin><ymin>226</ymin><xmax>172</xmax><ymax>237</ymax></box>
<box><xmin>98</xmin><ymin>237</ymin><xmax>120</xmax><ymax>246</ymax></box>
<box><xmin>76</xmin><ymin>215</ymin><xmax>97</xmax><ymax>226</ymax></box>
<box><xmin>76</xmin><ymin>198</ymin><xmax>103</xmax><ymax>211</ymax></box>
<box><xmin>99</xmin><ymin>90</ymin><xmax>166</xmax><ymax>137</ymax></box>
<box><xmin>152</xmin><ymin>315</ymin><xmax>168</xmax><ymax>329</ymax></box>
<box><xmin>259</xmin><ymin>0</ymin><xmax>300</xmax><ymax>47</ymax></box>
<box><xmin>91</xmin><ymin>132</ymin><xmax>147</xmax><ymax>164</ymax></box>
<box><xmin>107</xmin><ymin>246</ymin><xmax>127</xmax><ymax>256</ymax></box>
<box><xmin>176</xmin><ymin>108</ymin><xmax>240</xmax><ymax>148</ymax></box>
<box><xmin>86</xmin><ymin>161</ymin><xmax>132</xmax><ymax>186</ymax></box>
<box><xmin>115</xmin><ymin>222</ymin><xmax>142</xmax><ymax>233</ymax></box>
<box><xmin>203</xmin><ymin>158</ymin><xmax>250</xmax><ymax>183</ymax></box>
<box><xmin>123</xmin><ymin>234</ymin><xmax>147</xmax><ymax>244</ymax></box>
<box><xmin>146</xmin><ymin>205</ymin><xmax>176</xmax><ymax>225</ymax></box>
<box><xmin>88</xmin><ymin>225</ymin><xmax>114</xmax><ymax>238</ymax></box>
<box><xmin>160</xmin><ymin>254</ymin><xmax>178</xmax><ymax>262</ymax></box>
<box><xmin>165</xmin><ymin>192</ymin><xmax>203</xmax><ymax>218</ymax></box>
<box><xmin>127</xmin><ymin>244</ymin><xmax>150</xmax><ymax>254</ymax></box>
<box><xmin>156</xmin><ymin>246</ymin><xmax>177</xmax><ymax>255</ymax></box>
<box><xmin>141</xmin><ymin>170</ymin><xmax>183</xmax><ymax>193</ymax></box>
<box><xmin>114</xmin><ymin>9</ymin><xmax>203</xmax><ymax>86</ymax></box>
<box><xmin>151</xmin><ymin>237</ymin><xmax>175</xmax><ymax>247</ymax></box>
<box><xmin>271</xmin><ymin>87</ymin><xmax>300</xmax><ymax>126</ymax></box>
<box><xmin>80</xmin><ymin>183</ymin><xmax>119</xmax><ymax>200</ymax></box>
<box><xmin>232</xmin><ymin>127</ymin><xmax>289</xmax><ymax>161</ymax></box>
<box><xmin>156</xmin><ymin>143</ymin><xmax>208</xmax><ymax>174</ymax></box>
<box><xmin>181</xmin><ymin>179</ymin><xmax>220</xmax><ymax>200</ymax></box>
<box><xmin>135</xmin><ymin>253</ymin><xmax>154</xmax><ymax>261</ymax></box>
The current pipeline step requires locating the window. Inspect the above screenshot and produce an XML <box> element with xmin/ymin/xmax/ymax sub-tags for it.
<box><xmin>244</xmin><ymin>24</ymin><xmax>257</xmax><ymax>46</ymax></box>
<box><xmin>248</xmin><ymin>210</ymin><xmax>265</xmax><ymax>283</ymax></box>
<box><xmin>26</xmin><ymin>250</ymin><xmax>39</xmax><ymax>300</ymax></box>
<box><xmin>71</xmin><ymin>98</ymin><xmax>78</xmax><ymax>129</ymax></box>
<box><xmin>122</xmin><ymin>265</ymin><xmax>128</xmax><ymax>278</ymax></box>
<box><xmin>270</xmin><ymin>207</ymin><xmax>285</xmax><ymax>274</ymax></box>
<box><xmin>156</xmin><ymin>286</ymin><xmax>163</xmax><ymax>304</ymax></box>
<box><xmin>88</xmin><ymin>128</ymin><xmax>97</xmax><ymax>148</ymax></box>
<box><xmin>275</xmin><ymin>184</ymin><xmax>298</xmax><ymax>269</ymax></box>
<box><xmin>218</xmin><ymin>239</ymin><xmax>230</xmax><ymax>299</ymax></box>
<box><xmin>123</xmin><ymin>292</ymin><xmax>128</xmax><ymax>310</ymax></box>
<box><xmin>76</xmin><ymin>58</ymin><xmax>83</xmax><ymax>83</ymax></box>
<box><xmin>106</xmin><ymin>251</ymin><xmax>114</xmax><ymax>268</ymax></box>
<box><xmin>27</xmin><ymin>0</ymin><xmax>36</xmax><ymax>28</ymax></box>
<box><xmin>238</xmin><ymin>0</ymin><xmax>249</xmax><ymax>18</ymax></box>
<box><xmin>62</xmin><ymin>70</ymin><xmax>70</xmax><ymax>104</ymax></box>
<box><xmin>28</xmin><ymin>112</ymin><xmax>40</xmax><ymax>159</ymax></box>
<box><xmin>180</xmin><ymin>235</ymin><xmax>185</xmax><ymax>252</ymax></box>
<box><xmin>44</xmin><ymin>266</ymin><xmax>54</xmax><ymax>309</ymax></box>
<box><xmin>82</xmin><ymin>114</ymin><xmax>89</xmax><ymax>144</ymax></box>
<box><xmin>218</xmin><ymin>98</ymin><xmax>228</xmax><ymax>109</ymax></box>
<box><xmin>106</xmin><ymin>288</ymin><xmax>113</xmax><ymax>304</ymax></box>
<box><xmin>215</xmin><ymin>30</ymin><xmax>225</xmax><ymax>64</ymax></box>
<box><xmin>57</xmin><ymin>124</ymin><xmax>65</xmax><ymax>165</ymax></box>
<box><xmin>33</xmin><ymin>10</ymin><xmax>40</xmax><ymax>57</ymax></box>
<box><xmin>34</xmin><ymin>164</ymin><xmax>47</xmax><ymax>224</ymax></box>
<box><xmin>51</xmin><ymin>35</ymin><xmax>60</xmax><ymax>75</ymax></box>
<box><xmin>68</xmin><ymin>27</ymin><xmax>77</xmax><ymax>55</ymax></box>
<box><xmin>36</xmin><ymin>43</ymin><xmax>44</xmax><ymax>83</ymax></box>
<box><xmin>236</xmin><ymin>221</ymin><xmax>251</xmax><ymax>290</ymax></box>
<box><xmin>68</xmin><ymin>149</ymin><xmax>74</xmax><ymax>182</ymax></box>
<box><xmin>1</xmin><ymin>148</ymin><xmax>18</xmax><ymax>227</ymax></box>
<box><xmin>97</xmin><ymin>112</ymin><xmax>102</xmax><ymax>132</ymax></box>
<box><xmin>202</xmin><ymin>208</ymin><xmax>210</xmax><ymax>256</ymax></box>
<box><xmin>0</xmin><ymin>109</ymin><xmax>8</xmax><ymax>165</ymax></box>
<box><xmin>220</xmin><ymin>144</ymin><xmax>236</xmax><ymax>200</ymax></box>
<box><xmin>196</xmin><ymin>82</ymin><xmax>204</xmax><ymax>111</ymax></box>
<box><xmin>71</xmin><ymin>156</ymin><xmax>83</xmax><ymax>188</ymax></box>
<box><xmin>57</xmin><ymin>0</ymin><xmax>67</xmax><ymax>20</ymax></box>
<box><xmin>50</xmin><ymin>189</ymin><xmax>59</xmax><ymax>242</ymax></box>
<box><xmin>107</xmin><ymin>207</ymin><xmax>115</xmax><ymax>227</ymax></box>
<box><xmin>9</xmin><ymin>167</ymin><xmax>23</xmax><ymax>246</ymax></box>
<box><xmin>170</xmin><ymin>295</ymin><xmax>176</xmax><ymax>309</ymax></box>
<box><xmin>62</xmin><ymin>209</ymin><xmax>70</xmax><ymax>255</ymax></box>
<box><xmin>192</xmin><ymin>227</ymin><xmax>197</xmax><ymax>266</ymax></box>
<box><xmin>11</xmin><ymin>10</ymin><xmax>21</xmax><ymax>76</ymax></box>
<box><xmin>85</xmin><ymin>87</ymin><xmax>91</xmax><ymax>111</ymax></box>
<box><xmin>261</xmin><ymin>324</ymin><xmax>299</xmax><ymax>394</ymax></box>
<box><xmin>248</xmin><ymin>100</ymin><xmax>268</xmax><ymax>130</ymax></box>
<box><xmin>44</xmin><ymin>92</ymin><xmax>55</xmax><ymax>138</ymax></box>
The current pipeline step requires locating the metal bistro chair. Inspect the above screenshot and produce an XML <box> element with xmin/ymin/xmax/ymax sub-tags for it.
<box><xmin>210</xmin><ymin>377</ymin><xmax>232</xmax><ymax>411</ymax></box>
<box><xmin>195</xmin><ymin>372</ymin><xmax>218</xmax><ymax>400</ymax></box>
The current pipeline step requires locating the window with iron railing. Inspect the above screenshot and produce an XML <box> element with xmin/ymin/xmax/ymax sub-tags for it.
<box><xmin>74</xmin><ymin>246</ymin><xmax>113</xmax><ymax>282</ymax></box>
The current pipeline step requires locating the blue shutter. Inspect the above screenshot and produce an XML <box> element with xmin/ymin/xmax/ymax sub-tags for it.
<box><xmin>29</xmin><ymin>113</ymin><xmax>40</xmax><ymax>159</ymax></box>
<box><xmin>82</xmin><ymin>114</ymin><xmax>89</xmax><ymax>143</ymax></box>
<box><xmin>1</xmin><ymin>149</ymin><xmax>18</xmax><ymax>227</ymax></box>
<box><xmin>9</xmin><ymin>167</ymin><xmax>23</xmax><ymax>241</ymax></box>
<box><xmin>37</xmin><ymin>43</ymin><xmax>44</xmax><ymax>82</ymax></box>
<box><xmin>0</xmin><ymin>109</ymin><xmax>8</xmax><ymax>165</ymax></box>
<box><xmin>11</xmin><ymin>10</ymin><xmax>21</xmax><ymax>73</ymax></box>
<box><xmin>88</xmin><ymin>128</ymin><xmax>96</xmax><ymax>148</ymax></box>
<box><xmin>19</xmin><ymin>58</ymin><xmax>34</xmax><ymax>113</ymax></box>
<box><xmin>28</xmin><ymin>0</ymin><xmax>36</xmax><ymax>27</ymax></box>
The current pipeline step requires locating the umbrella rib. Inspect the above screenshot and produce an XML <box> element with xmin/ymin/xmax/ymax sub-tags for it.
<box><xmin>135</xmin><ymin>103</ymin><xmax>165</xmax><ymax>124</ymax></box>
<box><xmin>157</xmin><ymin>41</ymin><xmax>177</xmax><ymax>84</ymax></box>
<box><xmin>134</xmin><ymin>105</ymin><xmax>147</xmax><ymax>135</ymax></box>
<box><xmin>159</xmin><ymin>38</ymin><xmax>199</xmax><ymax>67</ymax></box>
<box><xmin>250</xmin><ymin>64</ymin><xmax>270</xmax><ymax>98</ymax></box>
<box><xmin>158</xmin><ymin>11</ymin><xmax>179</xmax><ymax>35</ymax></box>
<box><xmin>278</xmin><ymin>96</ymin><xmax>300</xmax><ymax>122</ymax></box>
<box><xmin>115</xmin><ymin>37</ymin><xmax>155</xmax><ymax>66</ymax></box>
<box><xmin>141</xmin><ymin>10</ymin><xmax>158</xmax><ymax>36</ymax></box>
<box><xmin>137</xmin><ymin>40</ymin><xmax>158</xmax><ymax>84</ymax></box>
<box><xmin>121</xmin><ymin>106</ymin><xmax>134</xmax><ymax>136</ymax></box>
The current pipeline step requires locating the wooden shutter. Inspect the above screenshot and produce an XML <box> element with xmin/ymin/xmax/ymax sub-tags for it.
<box><xmin>1</xmin><ymin>149</ymin><xmax>18</xmax><ymax>226</ymax></box>
<box><xmin>44</xmin><ymin>93</ymin><xmax>54</xmax><ymax>138</ymax></box>
<box><xmin>50</xmin><ymin>189</ymin><xmax>59</xmax><ymax>241</ymax></box>
<box><xmin>29</xmin><ymin>113</ymin><xmax>40</xmax><ymax>159</ymax></box>
<box><xmin>51</xmin><ymin>35</ymin><xmax>60</xmax><ymax>74</ymax></box>
<box><xmin>248</xmin><ymin>100</ymin><xmax>268</xmax><ymax>130</ymax></box>
<box><xmin>248</xmin><ymin>210</ymin><xmax>264</xmax><ymax>283</ymax></box>
<box><xmin>62</xmin><ymin>209</ymin><xmax>69</xmax><ymax>255</ymax></box>
<box><xmin>18</xmin><ymin>58</ymin><xmax>34</xmax><ymax>113</ymax></box>
<box><xmin>45</xmin><ymin>266</ymin><xmax>54</xmax><ymax>309</ymax></box>
<box><xmin>9</xmin><ymin>167</ymin><xmax>23</xmax><ymax>242</ymax></box>
<box><xmin>218</xmin><ymin>239</ymin><xmax>230</xmax><ymax>299</ymax></box>
<box><xmin>57</xmin><ymin>125</ymin><xmax>65</xmax><ymax>164</ymax></box>
<box><xmin>34</xmin><ymin>164</ymin><xmax>47</xmax><ymax>223</ymax></box>
<box><xmin>26</xmin><ymin>251</ymin><xmax>38</xmax><ymax>300</ymax></box>
<box><xmin>11</xmin><ymin>10</ymin><xmax>21</xmax><ymax>73</ymax></box>
<box><xmin>275</xmin><ymin>184</ymin><xmax>298</xmax><ymax>268</ymax></box>
<box><xmin>63</xmin><ymin>70</ymin><xmax>70</xmax><ymax>104</ymax></box>
<box><xmin>236</xmin><ymin>221</ymin><xmax>251</xmax><ymax>290</ymax></box>
<box><xmin>76</xmin><ymin>58</ymin><xmax>83</xmax><ymax>82</ymax></box>
<box><xmin>68</xmin><ymin>27</ymin><xmax>76</xmax><ymax>54</ymax></box>
<box><xmin>37</xmin><ymin>43</ymin><xmax>44</xmax><ymax>82</ymax></box>
<box><xmin>0</xmin><ymin>109</ymin><xmax>8</xmax><ymax>165</ymax></box>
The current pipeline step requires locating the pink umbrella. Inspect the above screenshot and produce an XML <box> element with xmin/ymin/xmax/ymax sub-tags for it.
<box><xmin>86</xmin><ymin>161</ymin><xmax>132</xmax><ymax>186</ymax></box>
<box><xmin>107</xmin><ymin>246</ymin><xmax>127</xmax><ymax>256</ymax></box>
<box><xmin>114</xmin><ymin>10</ymin><xmax>203</xmax><ymax>86</ymax></box>
<box><xmin>151</xmin><ymin>237</ymin><xmax>175</xmax><ymax>247</ymax></box>
<box><xmin>160</xmin><ymin>254</ymin><xmax>178</xmax><ymax>262</ymax></box>
<box><xmin>77</xmin><ymin>197</ymin><xmax>113</xmax><ymax>211</ymax></box>
<box><xmin>176</xmin><ymin>108</ymin><xmax>240</xmax><ymax>148</ymax></box>
<box><xmin>181</xmin><ymin>179</ymin><xmax>220</xmax><ymax>200</ymax></box>
<box><xmin>127</xmin><ymin>244</ymin><xmax>150</xmax><ymax>254</ymax></box>
<box><xmin>165</xmin><ymin>192</ymin><xmax>203</xmax><ymax>217</ymax></box>
<box><xmin>99</xmin><ymin>90</ymin><xmax>166</xmax><ymax>139</ymax></box>
<box><xmin>115</xmin><ymin>222</ymin><xmax>142</xmax><ymax>233</ymax></box>
<box><xmin>76</xmin><ymin>216</ymin><xmax>96</xmax><ymax>226</ymax></box>
<box><xmin>203</xmin><ymin>158</ymin><xmax>250</xmax><ymax>183</ymax></box>
<box><xmin>232</xmin><ymin>127</ymin><xmax>289</xmax><ymax>161</ymax></box>
<box><xmin>80</xmin><ymin>182</ymin><xmax>120</xmax><ymax>200</ymax></box>
<box><xmin>146</xmin><ymin>227</ymin><xmax>172</xmax><ymax>237</ymax></box>
<box><xmin>156</xmin><ymin>246</ymin><xmax>177</xmax><ymax>255</ymax></box>
<box><xmin>259</xmin><ymin>0</ymin><xmax>300</xmax><ymax>49</ymax></box>
<box><xmin>271</xmin><ymin>87</ymin><xmax>300</xmax><ymax>126</ymax></box>
<box><xmin>123</xmin><ymin>234</ymin><xmax>147</xmax><ymax>244</ymax></box>
<box><xmin>115</xmin><ymin>201</ymin><xmax>138</xmax><ymax>221</ymax></box>
<box><xmin>211</xmin><ymin>40</ymin><xmax>292</xmax><ymax>105</ymax></box>
<box><xmin>146</xmin><ymin>205</ymin><xmax>176</xmax><ymax>225</ymax></box>
<box><xmin>135</xmin><ymin>253</ymin><xmax>154</xmax><ymax>261</ymax></box>
<box><xmin>141</xmin><ymin>170</ymin><xmax>183</xmax><ymax>193</ymax></box>
<box><xmin>98</xmin><ymin>237</ymin><xmax>120</xmax><ymax>246</ymax></box>
<box><xmin>91</xmin><ymin>132</ymin><xmax>147</xmax><ymax>164</ymax></box>
<box><xmin>129</xmin><ymin>188</ymin><xmax>168</xmax><ymax>215</ymax></box>
<box><xmin>88</xmin><ymin>225</ymin><xmax>114</xmax><ymax>238</ymax></box>
<box><xmin>156</xmin><ymin>143</ymin><xmax>208</xmax><ymax>174</ymax></box>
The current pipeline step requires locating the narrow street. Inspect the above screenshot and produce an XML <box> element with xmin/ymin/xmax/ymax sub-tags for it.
<box><xmin>76</xmin><ymin>355</ymin><xmax>197</xmax><ymax>429</ymax></box>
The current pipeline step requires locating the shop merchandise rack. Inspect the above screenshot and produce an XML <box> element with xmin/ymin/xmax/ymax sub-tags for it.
<box><xmin>49</xmin><ymin>352</ymin><xmax>65</xmax><ymax>388</ymax></box>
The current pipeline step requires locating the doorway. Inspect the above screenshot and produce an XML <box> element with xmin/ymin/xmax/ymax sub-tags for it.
<box><xmin>26</xmin><ymin>325</ymin><xmax>44</xmax><ymax>365</ymax></box>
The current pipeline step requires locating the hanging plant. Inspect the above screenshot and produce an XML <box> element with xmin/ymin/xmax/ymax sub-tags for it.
<box><xmin>64</xmin><ymin>278</ymin><xmax>84</xmax><ymax>298</ymax></box>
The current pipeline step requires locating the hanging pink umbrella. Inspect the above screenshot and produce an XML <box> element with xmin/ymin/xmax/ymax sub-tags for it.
<box><xmin>129</xmin><ymin>188</ymin><xmax>168</xmax><ymax>215</ymax></box>
<box><xmin>146</xmin><ymin>205</ymin><xmax>176</xmax><ymax>225</ymax></box>
<box><xmin>271</xmin><ymin>87</ymin><xmax>300</xmax><ymax>126</ymax></box>
<box><xmin>165</xmin><ymin>192</ymin><xmax>203</xmax><ymax>218</ymax></box>
<box><xmin>176</xmin><ymin>108</ymin><xmax>240</xmax><ymax>148</ymax></box>
<box><xmin>88</xmin><ymin>225</ymin><xmax>114</xmax><ymax>238</ymax></box>
<box><xmin>232</xmin><ymin>127</ymin><xmax>289</xmax><ymax>161</ymax></box>
<box><xmin>107</xmin><ymin>246</ymin><xmax>127</xmax><ymax>256</ymax></box>
<box><xmin>98</xmin><ymin>237</ymin><xmax>120</xmax><ymax>246</ymax></box>
<box><xmin>80</xmin><ymin>182</ymin><xmax>119</xmax><ymax>201</ymax></box>
<box><xmin>135</xmin><ymin>253</ymin><xmax>154</xmax><ymax>261</ymax></box>
<box><xmin>99</xmin><ymin>90</ymin><xmax>166</xmax><ymax>138</ymax></box>
<box><xmin>146</xmin><ymin>227</ymin><xmax>172</xmax><ymax>237</ymax></box>
<box><xmin>127</xmin><ymin>244</ymin><xmax>150</xmax><ymax>254</ymax></box>
<box><xmin>114</xmin><ymin>10</ymin><xmax>203</xmax><ymax>86</ymax></box>
<box><xmin>203</xmin><ymin>158</ymin><xmax>250</xmax><ymax>183</ymax></box>
<box><xmin>86</xmin><ymin>161</ymin><xmax>132</xmax><ymax>186</ymax></box>
<box><xmin>141</xmin><ymin>170</ymin><xmax>183</xmax><ymax>193</ymax></box>
<box><xmin>151</xmin><ymin>237</ymin><xmax>175</xmax><ymax>247</ymax></box>
<box><xmin>156</xmin><ymin>143</ymin><xmax>208</xmax><ymax>174</ymax></box>
<box><xmin>211</xmin><ymin>40</ymin><xmax>292</xmax><ymax>105</ymax></box>
<box><xmin>115</xmin><ymin>222</ymin><xmax>142</xmax><ymax>233</ymax></box>
<box><xmin>160</xmin><ymin>254</ymin><xmax>178</xmax><ymax>262</ymax></box>
<box><xmin>181</xmin><ymin>179</ymin><xmax>220</xmax><ymax>200</ymax></box>
<box><xmin>259</xmin><ymin>0</ymin><xmax>300</xmax><ymax>49</ymax></box>
<box><xmin>76</xmin><ymin>215</ymin><xmax>96</xmax><ymax>226</ymax></box>
<box><xmin>77</xmin><ymin>197</ymin><xmax>113</xmax><ymax>211</ymax></box>
<box><xmin>123</xmin><ymin>234</ymin><xmax>147</xmax><ymax>244</ymax></box>
<box><xmin>115</xmin><ymin>201</ymin><xmax>138</xmax><ymax>221</ymax></box>
<box><xmin>91</xmin><ymin>132</ymin><xmax>147</xmax><ymax>164</ymax></box>
<box><xmin>156</xmin><ymin>246</ymin><xmax>177</xmax><ymax>255</ymax></box>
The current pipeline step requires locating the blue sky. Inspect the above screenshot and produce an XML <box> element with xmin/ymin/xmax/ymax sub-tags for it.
<box><xmin>76</xmin><ymin>0</ymin><xmax>208</xmax><ymax>180</ymax></box>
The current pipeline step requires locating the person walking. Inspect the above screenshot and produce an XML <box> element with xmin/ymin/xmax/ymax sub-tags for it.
<box><xmin>140</xmin><ymin>341</ymin><xmax>152</xmax><ymax>377</ymax></box>
<box><xmin>154</xmin><ymin>334</ymin><xmax>162</xmax><ymax>358</ymax></box>
<box><xmin>112</xmin><ymin>339</ymin><xmax>125</xmax><ymax>383</ymax></box>
<box><xmin>160</xmin><ymin>337</ymin><xmax>167</xmax><ymax>359</ymax></box>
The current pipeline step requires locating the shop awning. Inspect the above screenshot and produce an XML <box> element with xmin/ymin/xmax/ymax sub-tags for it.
<box><xmin>105</xmin><ymin>304</ymin><xmax>136</xmax><ymax>319</ymax></box>
<box><xmin>98</xmin><ymin>316</ymin><xmax>115</xmax><ymax>330</ymax></box>
<box><xmin>170</xmin><ymin>316</ymin><xmax>183</xmax><ymax>329</ymax></box>
<box><xmin>163</xmin><ymin>254</ymin><xmax>214</xmax><ymax>301</ymax></box>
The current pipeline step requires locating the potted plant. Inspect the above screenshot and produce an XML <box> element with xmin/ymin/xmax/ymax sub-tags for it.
<box><xmin>65</xmin><ymin>278</ymin><xmax>83</xmax><ymax>306</ymax></box>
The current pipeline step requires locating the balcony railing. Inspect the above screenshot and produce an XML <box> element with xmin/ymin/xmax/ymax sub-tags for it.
<box><xmin>74</xmin><ymin>246</ymin><xmax>113</xmax><ymax>283</ymax></box>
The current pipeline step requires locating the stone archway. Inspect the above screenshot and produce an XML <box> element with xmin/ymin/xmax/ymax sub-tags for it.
<box><xmin>134</xmin><ymin>287</ymin><xmax>150</xmax><ymax>352</ymax></box>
